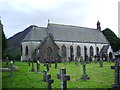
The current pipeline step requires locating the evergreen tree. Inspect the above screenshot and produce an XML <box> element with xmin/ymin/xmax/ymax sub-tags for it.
<box><xmin>0</xmin><ymin>19</ymin><xmax>8</xmax><ymax>58</ymax></box>
<box><xmin>102</xmin><ymin>28</ymin><xmax>120</xmax><ymax>52</ymax></box>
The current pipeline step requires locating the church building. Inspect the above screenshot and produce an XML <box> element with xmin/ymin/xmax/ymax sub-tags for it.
<box><xmin>20</xmin><ymin>21</ymin><xmax>113</xmax><ymax>62</ymax></box>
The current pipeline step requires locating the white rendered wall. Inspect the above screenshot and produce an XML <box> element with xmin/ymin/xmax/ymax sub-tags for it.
<box><xmin>21</xmin><ymin>41</ymin><xmax>41</xmax><ymax>61</ymax></box>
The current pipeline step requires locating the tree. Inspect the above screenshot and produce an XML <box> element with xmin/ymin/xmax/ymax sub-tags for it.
<box><xmin>0</xmin><ymin>19</ymin><xmax>8</xmax><ymax>58</ymax></box>
<box><xmin>102</xmin><ymin>28</ymin><xmax>120</xmax><ymax>52</ymax></box>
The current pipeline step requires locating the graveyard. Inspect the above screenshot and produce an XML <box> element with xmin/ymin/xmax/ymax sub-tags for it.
<box><xmin>2</xmin><ymin>61</ymin><xmax>115</xmax><ymax>88</ymax></box>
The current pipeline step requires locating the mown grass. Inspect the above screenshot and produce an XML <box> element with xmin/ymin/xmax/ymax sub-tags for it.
<box><xmin>2</xmin><ymin>61</ymin><xmax>114</xmax><ymax>88</ymax></box>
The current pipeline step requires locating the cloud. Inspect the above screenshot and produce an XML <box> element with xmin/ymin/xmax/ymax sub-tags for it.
<box><xmin>0</xmin><ymin>0</ymin><xmax>119</xmax><ymax>38</ymax></box>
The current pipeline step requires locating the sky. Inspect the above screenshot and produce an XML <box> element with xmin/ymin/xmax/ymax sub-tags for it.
<box><xmin>0</xmin><ymin>0</ymin><xmax>119</xmax><ymax>38</ymax></box>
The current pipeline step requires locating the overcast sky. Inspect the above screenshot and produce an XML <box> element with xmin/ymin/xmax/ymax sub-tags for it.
<box><xmin>0</xmin><ymin>0</ymin><xmax>119</xmax><ymax>38</ymax></box>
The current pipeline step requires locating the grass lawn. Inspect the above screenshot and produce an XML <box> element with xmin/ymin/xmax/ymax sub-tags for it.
<box><xmin>2</xmin><ymin>61</ymin><xmax>114</xmax><ymax>88</ymax></box>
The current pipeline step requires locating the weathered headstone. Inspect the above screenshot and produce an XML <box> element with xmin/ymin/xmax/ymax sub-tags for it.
<box><xmin>99</xmin><ymin>57</ymin><xmax>103</xmax><ymax>67</ymax></box>
<box><xmin>44</xmin><ymin>58</ymin><xmax>47</xmax><ymax>66</ymax></box>
<box><xmin>57</xmin><ymin>68</ymin><xmax>70</xmax><ymax>90</ymax></box>
<box><xmin>111</xmin><ymin>57</ymin><xmax>120</xmax><ymax>88</ymax></box>
<box><xmin>10</xmin><ymin>61</ymin><xmax>14</xmax><ymax>78</ymax></box>
<box><xmin>81</xmin><ymin>61</ymin><xmax>90</xmax><ymax>80</ymax></box>
<box><xmin>86</xmin><ymin>56</ymin><xmax>90</xmax><ymax>64</ymax></box>
<box><xmin>48</xmin><ymin>57</ymin><xmax>51</xmax><ymax>67</ymax></box>
<box><xmin>80</xmin><ymin>56</ymin><xmax>83</xmax><ymax>64</ymax></box>
<box><xmin>94</xmin><ymin>55</ymin><xmax>98</xmax><ymax>63</ymax></box>
<box><xmin>31</xmin><ymin>60</ymin><xmax>35</xmax><ymax>72</ymax></box>
<box><xmin>28</xmin><ymin>58</ymin><xmax>30</xmax><ymax>66</ymax></box>
<box><xmin>46</xmin><ymin>74</ymin><xmax>54</xmax><ymax>90</ymax></box>
<box><xmin>37</xmin><ymin>60</ymin><xmax>40</xmax><ymax>73</ymax></box>
<box><xmin>6</xmin><ymin>57</ymin><xmax>9</xmax><ymax>65</ymax></box>
<box><xmin>55</xmin><ymin>58</ymin><xmax>58</xmax><ymax>68</ymax></box>
<box><xmin>46</xmin><ymin>63</ymin><xmax>49</xmax><ymax>71</ymax></box>
<box><xmin>43</xmin><ymin>70</ymin><xmax>47</xmax><ymax>81</ymax></box>
<box><xmin>75</xmin><ymin>57</ymin><xmax>79</xmax><ymax>66</ymax></box>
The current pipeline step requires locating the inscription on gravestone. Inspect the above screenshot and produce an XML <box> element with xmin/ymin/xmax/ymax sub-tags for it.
<box><xmin>57</xmin><ymin>68</ymin><xmax>70</xmax><ymax>90</ymax></box>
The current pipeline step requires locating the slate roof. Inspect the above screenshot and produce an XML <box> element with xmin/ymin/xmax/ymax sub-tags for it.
<box><xmin>23</xmin><ymin>25</ymin><xmax>48</xmax><ymax>41</ymax></box>
<box><xmin>23</xmin><ymin>23</ymin><xmax>109</xmax><ymax>44</ymax></box>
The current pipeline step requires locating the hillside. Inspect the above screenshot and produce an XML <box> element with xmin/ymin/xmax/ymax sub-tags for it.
<box><xmin>6</xmin><ymin>25</ymin><xmax>35</xmax><ymax>59</ymax></box>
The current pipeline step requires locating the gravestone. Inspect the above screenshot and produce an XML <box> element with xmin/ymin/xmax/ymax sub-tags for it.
<box><xmin>46</xmin><ymin>63</ymin><xmax>49</xmax><ymax>71</ymax></box>
<box><xmin>68</xmin><ymin>57</ymin><xmax>71</xmax><ymax>63</ymax></box>
<box><xmin>10</xmin><ymin>61</ymin><xmax>14</xmax><ymax>78</ymax></box>
<box><xmin>86</xmin><ymin>56</ymin><xmax>90</xmax><ymax>64</ymax></box>
<box><xmin>81</xmin><ymin>61</ymin><xmax>90</xmax><ymax>80</ymax></box>
<box><xmin>31</xmin><ymin>60</ymin><xmax>35</xmax><ymax>72</ymax></box>
<box><xmin>37</xmin><ymin>60</ymin><xmax>40</xmax><ymax>73</ymax></box>
<box><xmin>6</xmin><ymin>57</ymin><xmax>9</xmax><ymax>65</ymax></box>
<box><xmin>75</xmin><ymin>57</ymin><xmax>79</xmax><ymax>66</ymax></box>
<box><xmin>55</xmin><ymin>58</ymin><xmax>58</xmax><ymax>68</ymax></box>
<box><xmin>111</xmin><ymin>57</ymin><xmax>120</xmax><ymax>88</ymax></box>
<box><xmin>57</xmin><ymin>68</ymin><xmax>70</xmax><ymax>90</ymax></box>
<box><xmin>44</xmin><ymin>58</ymin><xmax>47</xmax><ymax>66</ymax></box>
<box><xmin>43</xmin><ymin>70</ymin><xmax>47</xmax><ymax>81</ymax></box>
<box><xmin>80</xmin><ymin>56</ymin><xmax>83</xmax><ymax>64</ymax></box>
<box><xmin>48</xmin><ymin>57</ymin><xmax>51</xmax><ymax>67</ymax></box>
<box><xmin>28</xmin><ymin>58</ymin><xmax>30</xmax><ymax>66</ymax></box>
<box><xmin>94</xmin><ymin>55</ymin><xmax>98</xmax><ymax>63</ymax></box>
<box><xmin>99</xmin><ymin>57</ymin><xmax>103</xmax><ymax>67</ymax></box>
<box><xmin>46</xmin><ymin>74</ymin><xmax>54</xmax><ymax>90</ymax></box>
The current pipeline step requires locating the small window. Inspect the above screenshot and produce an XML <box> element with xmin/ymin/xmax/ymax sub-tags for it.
<box><xmin>62</xmin><ymin>45</ymin><xmax>66</xmax><ymax>57</ymax></box>
<box><xmin>90</xmin><ymin>46</ymin><xmax>94</xmax><ymax>56</ymax></box>
<box><xmin>77</xmin><ymin>46</ymin><xmax>81</xmax><ymax>56</ymax></box>
<box><xmin>25</xmin><ymin>46</ymin><xmax>29</xmax><ymax>55</ymax></box>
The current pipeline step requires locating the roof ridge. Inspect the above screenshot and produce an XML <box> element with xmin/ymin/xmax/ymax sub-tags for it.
<box><xmin>49</xmin><ymin>23</ymin><xmax>97</xmax><ymax>30</ymax></box>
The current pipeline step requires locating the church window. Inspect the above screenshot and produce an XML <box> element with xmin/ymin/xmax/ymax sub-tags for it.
<box><xmin>90</xmin><ymin>46</ymin><xmax>94</xmax><ymax>56</ymax></box>
<box><xmin>96</xmin><ymin>47</ymin><xmax>99</xmax><ymax>55</ymax></box>
<box><xmin>25</xmin><ymin>46</ymin><xmax>29</xmax><ymax>56</ymax></box>
<box><xmin>84</xmin><ymin>46</ymin><xmax>87</xmax><ymax>61</ymax></box>
<box><xmin>77</xmin><ymin>46</ymin><xmax>81</xmax><ymax>56</ymax></box>
<box><xmin>47</xmin><ymin>47</ymin><xmax>52</xmax><ymax>57</ymax></box>
<box><xmin>20</xmin><ymin>45</ymin><xmax>22</xmax><ymax>56</ymax></box>
<box><xmin>62</xmin><ymin>45</ymin><xmax>66</xmax><ymax>57</ymax></box>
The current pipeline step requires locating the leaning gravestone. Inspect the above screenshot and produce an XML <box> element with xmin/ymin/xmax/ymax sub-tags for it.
<box><xmin>10</xmin><ymin>61</ymin><xmax>14</xmax><ymax>78</ymax></box>
<box><xmin>57</xmin><ymin>68</ymin><xmax>70</xmax><ymax>90</ymax></box>
<box><xmin>46</xmin><ymin>74</ymin><xmax>54</xmax><ymax>90</ymax></box>
<box><xmin>111</xmin><ymin>57</ymin><xmax>120</xmax><ymax>88</ymax></box>
<box><xmin>81</xmin><ymin>61</ymin><xmax>90</xmax><ymax>80</ymax></box>
<box><xmin>37</xmin><ymin>60</ymin><xmax>40</xmax><ymax>73</ymax></box>
<box><xmin>43</xmin><ymin>70</ymin><xmax>47</xmax><ymax>82</ymax></box>
<box><xmin>31</xmin><ymin>60</ymin><xmax>35</xmax><ymax>72</ymax></box>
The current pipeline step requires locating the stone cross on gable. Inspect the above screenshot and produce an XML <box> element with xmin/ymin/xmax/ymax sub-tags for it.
<box><xmin>10</xmin><ymin>61</ymin><xmax>14</xmax><ymax>78</ymax></box>
<box><xmin>81</xmin><ymin>61</ymin><xmax>90</xmax><ymax>80</ymax></box>
<box><xmin>57</xmin><ymin>68</ymin><xmax>70</xmax><ymax>90</ymax></box>
<box><xmin>46</xmin><ymin>74</ymin><xmax>54</xmax><ymax>90</ymax></box>
<box><xmin>111</xmin><ymin>58</ymin><xmax>120</xmax><ymax>88</ymax></box>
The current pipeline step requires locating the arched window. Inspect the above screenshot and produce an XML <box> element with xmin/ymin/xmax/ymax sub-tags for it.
<box><xmin>25</xmin><ymin>46</ymin><xmax>29</xmax><ymax>56</ymax></box>
<box><xmin>70</xmin><ymin>46</ymin><xmax>73</xmax><ymax>55</ymax></box>
<box><xmin>20</xmin><ymin>45</ymin><xmax>22</xmax><ymax>55</ymax></box>
<box><xmin>90</xmin><ymin>46</ymin><xmax>94</xmax><ymax>56</ymax></box>
<box><xmin>77</xmin><ymin>46</ymin><xmax>81</xmax><ymax>56</ymax></box>
<box><xmin>47</xmin><ymin>47</ymin><xmax>52</xmax><ymax>57</ymax></box>
<box><xmin>84</xmin><ymin>46</ymin><xmax>87</xmax><ymax>61</ymax></box>
<box><xmin>96</xmin><ymin>47</ymin><xmax>99</xmax><ymax>55</ymax></box>
<box><xmin>62</xmin><ymin>45</ymin><xmax>66</xmax><ymax>57</ymax></box>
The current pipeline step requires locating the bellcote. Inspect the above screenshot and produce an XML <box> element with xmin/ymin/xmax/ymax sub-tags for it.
<box><xmin>97</xmin><ymin>21</ymin><xmax>101</xmax><ymax>31</ymax></box>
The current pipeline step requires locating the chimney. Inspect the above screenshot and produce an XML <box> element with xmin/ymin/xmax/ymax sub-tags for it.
<box><xmin>97</xmin><ymin>21</ymin><xmax>101</xmax><ymax>31</ymax></box>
